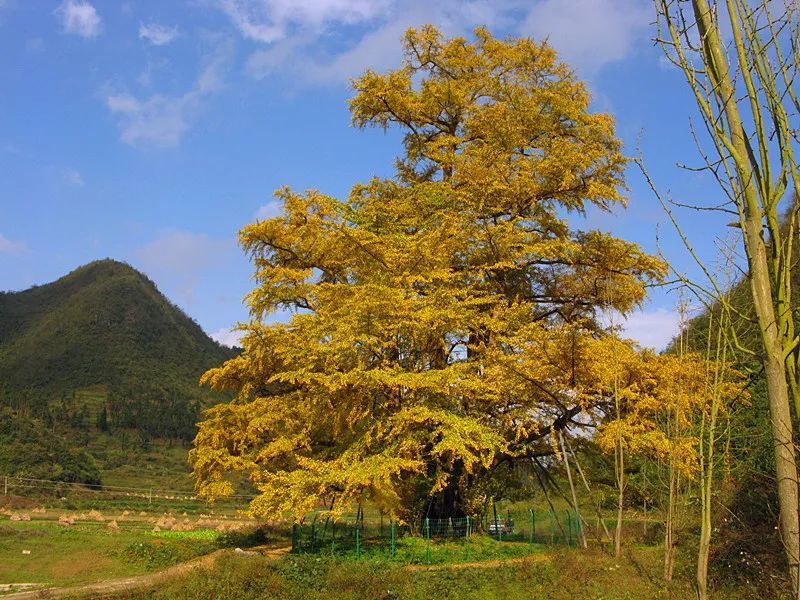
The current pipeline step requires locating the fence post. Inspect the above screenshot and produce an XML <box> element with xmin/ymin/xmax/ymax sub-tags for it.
<box><xmin>148</xmin><ymin>488</ymin><xmax>152</xmax><ymax>505</ymax></box>
<box><xmin>465</xmin><ymin>515</ymin><xmax>471</xmax><ymax>561</ymax></box>
<box><xmin>311</xmin><ymin>520</ymin><xmax>317</xmax><ymax>552</ymax></box>
<box><xmin>529</xmin><ymin>508</ymin><xmax>534</xmax><ymax>549</ymax></box>
<box><xmin>3</xmin><ymin>476</ymin><xmax>6</xmax><ymax>496</ymax></box>
<box><xmin>566</xmin><ymin>511</ymin><xmax>573</xmax><ymax>547</ymax></box>
<box><xmin>643</xmin><ymin>499</ymin><xmax>648</xmax><ymax>536</ymax></box>
<box><xmin>391</xmin><ymin>520</ymin><xmax>396</xmax><ymax>559</ymax></box>
<box><xmin>425</xmin><ymin>517</ymin><xmax>431</xmax><ymax>564</ymax></box>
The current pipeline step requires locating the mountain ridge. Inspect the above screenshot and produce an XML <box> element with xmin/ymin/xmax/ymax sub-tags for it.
<box><xmin>0</xmin><ymin>258</ymin><xmax>236</xmax><ymax>399</ymax></box>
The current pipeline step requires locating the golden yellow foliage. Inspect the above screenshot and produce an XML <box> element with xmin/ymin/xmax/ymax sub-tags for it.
<box><xmin>191</xmin><ymin>26</ymin><xmax>665</xmax><ymax>522</ymax></box>
<box><xmin>596</xmin><ymin>349</ymin><xmax>746</xmax><ymax>478</ymax></box>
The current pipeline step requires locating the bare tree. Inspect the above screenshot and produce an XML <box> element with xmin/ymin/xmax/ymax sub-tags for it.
<box><xmin>654</xmin><ymin>0</ymin><xmax>800</xmax><ymax>595</ymax></box>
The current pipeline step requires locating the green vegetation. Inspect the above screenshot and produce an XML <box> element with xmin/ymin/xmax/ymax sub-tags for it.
<box><xmin>0</xmin><ymin>259</ymin><xmax>239</xmax><ymax>487</ymax></box>
<box><xmin>0</xmin><ymin>259</ymin><xmax>235</xmax><ymax>401</ymax></box>
<box><xmin>0</xmin><ymin>407</ymin><xmax>101</xmax><ymax>485</ymax></box>
<box><xmin>0</xmin><ymin>522</ymin><xmax>213</xmax><ymax>587</ymax></box>
<box><xmin>101</xmin><ymin>547</ymin><xmax>765</xmax><ymax>600</ymax></box>
<box><xmin>123</xmin><ymin>533</ymin><xmax>218</xmax><ymax>569</ymax></box>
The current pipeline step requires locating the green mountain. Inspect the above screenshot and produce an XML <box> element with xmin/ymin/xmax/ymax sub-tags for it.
<box><xmin>0</xmin><ymin>259</ymin><xmax>235</xmax><ymax>399</ymax></box>
<box><xmin>0</xmin><ymin>260</ymin><xmax>237</xmax><ymax>486</ymax></box>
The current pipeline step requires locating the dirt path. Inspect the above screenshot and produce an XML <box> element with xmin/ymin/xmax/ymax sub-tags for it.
<box><xmin>0</xmin><ymin>545</ymin><xmax>290</xmax><ymax>600</ymax></box>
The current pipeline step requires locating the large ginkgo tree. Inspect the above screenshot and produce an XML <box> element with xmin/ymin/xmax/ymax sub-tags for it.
<box><xmin>191</xmin><ymin>26</ymin><xmax>665</xmax><ymax>523</ymax></box>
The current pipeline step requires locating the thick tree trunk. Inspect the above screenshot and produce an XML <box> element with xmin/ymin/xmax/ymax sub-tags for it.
<box><xmin>745</xmin><ymin>205</ymin><xmax>800</xmax><ymax>595</ymax></box>
<box><xmin>762</xmin><ymin>344</ymin><xmax>800</xmax><ymax>595</ymax></box>
<box><xmin>423</xmin><ymin>460</ymin><xmax>465</xmax><ymax>529</ymax></box>
<box><xmin>679</xmin><ymin>2</ymin><xmax>800</xmax><ymax>593</ymax></box>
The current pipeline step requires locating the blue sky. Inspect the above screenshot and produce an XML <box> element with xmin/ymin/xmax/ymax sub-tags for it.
<box><xmin>0</xmin><ymin>0</ymin><xmax>735</xmax><ymax>349</ymax></box>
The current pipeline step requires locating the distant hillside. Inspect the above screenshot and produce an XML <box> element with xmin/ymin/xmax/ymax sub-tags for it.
<box><xmin>0</xmin><ymin>259</ymin><xmax>235</xmax><ymax>398</ymax></box>
<box><xmin>0</xmin><ymin>259</ymin><xmax>239</xmax><ymax>485</ymax></box>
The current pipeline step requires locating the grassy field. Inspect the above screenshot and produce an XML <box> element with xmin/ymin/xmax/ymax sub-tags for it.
<box><xmin>0</xmin><ymin>521</ymin><xmax>218</xmax><ymax>588</ymax></box>
<box><xmin>0</xmin><ymin>511</ymin><xmax>787</xmax><ymax>599</ymax></box>
<box><xmin>98</xmin><ymin>544</ymin><xmax>772</xmax><ymax>600</ymax></box>
<box><xmin>0</xmin><ymin>501</ymin><xmax>272</xmax><ymax>596</ymax></box>
<box><xmin>0</xmin><ymin>492</ymin><xmax>787</xmax><ymax>600</ymax></box>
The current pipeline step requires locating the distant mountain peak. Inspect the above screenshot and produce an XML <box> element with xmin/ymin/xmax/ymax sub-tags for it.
<box><xmin>0</xmin><ymin>259</ymin><xmax>235</xmax><ymax>398</ymax></box>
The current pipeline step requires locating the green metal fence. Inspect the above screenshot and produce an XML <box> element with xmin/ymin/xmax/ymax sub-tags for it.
<box><xmin>290</xmin><ymin>508</ymin><xmax>582</xmax><ymax>563</ymax></box>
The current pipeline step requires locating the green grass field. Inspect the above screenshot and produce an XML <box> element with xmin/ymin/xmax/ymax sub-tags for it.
<box><xmin>0</xmin><ymin>511</ymin><xmax>786</xmax><ymax>600</ymax></box>
<box><xmin>101</xmin><ymin>545</ymin><xmax>772</xmax><ymax>600</ymax></box>
<box><xmin>0</xmin><ymin>521</ymin><xmax>217</xmax><ymax>587</ymax></box>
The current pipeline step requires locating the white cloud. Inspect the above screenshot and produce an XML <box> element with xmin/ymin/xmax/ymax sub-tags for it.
<box><xmin>139</xmin><ymin>23</ymin><xmax>179</xmax><ymax>46</ymax></box>
<box><xmin>619</xmin><ymin>307</ymin><xmax>680</xmax><ymax>352</ymax></box>
<box><xmin>236</xmin><ymin>0</ymin><xmax>649</xmax><ymax>87</ymax></box>
<box><xmin>0</xmin><ymin>233</ymin><xmax>27</xmax><ymax>254</ymax></box>
<box><xmin>135</xmin><ymin>230</ymin><xmax>231</xmax><ymax>304</ymax></box>
<box><xmin>247</xmin><ymin>14</ymin><xmax>408</xmax><ymax>83</ymax></box>
<box><xmin>63</xmin><ymin>168</ymin><xmax>84</xmax><ymax>186</ymax></box>
<box><xmin>210</xmin><ymin>327</ymin><xmax>245</xmax><ymax>348</ymax></box>
<box><xmin>105</xmin><ymin>46</ymin><xmax>230</xmax><ymax>147</ymax></box>
<box><xmin>519</xmin><ymin>0</ymin><xmax>651</xmax><ymax>75</ymax></box>
<box><xmin>216</xmin><ymin>0</ymin><xmax>393</xmax><ymax>43</ymax></box>
<box><xmin>136</xmin><ymin>58</ymin><xmax>169</xmax><ymax>88</ymax></box>
<box><xmin>256</xmin><ymin>199</ymin><xmax>283</xmax><ymax>219</ymax></box>
<box><xmin>56</xmin><ymin>0</ymin><xmax>101</xmax><ymax>38</ymax></box>
<box><xmin>244</xmin><ymin>0</ymin><xmax>497</xmax><ymax>84</ymax></box>
<box><xmin>137</xmin><ymin>230</ymin><xmax>227</xmax><ymax>275</ymax></box>
<box><xmin>106</xmin><ymin>93</ymin><xmax>191</xmax><ymax>147</ymax></box>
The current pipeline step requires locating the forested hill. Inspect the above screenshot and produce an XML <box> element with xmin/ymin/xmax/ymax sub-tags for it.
<box><xmin>0</xmin><ymin>259</ymin><xmax>235</xmax><ymax>396</ymax></box>
<box><xmin>0</xmin><ymin>259</ymin><xmax>238</xmax><ymax>484</ymax></box>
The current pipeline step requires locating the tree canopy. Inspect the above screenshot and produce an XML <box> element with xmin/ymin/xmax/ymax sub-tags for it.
<box><xmin>191</xmin><ymin>26</ymin><xmax>665</xmax><ymax>522</ymax></box>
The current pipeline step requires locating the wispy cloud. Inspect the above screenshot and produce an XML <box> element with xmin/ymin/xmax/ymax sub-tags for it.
<box><xmin>216</xmin><ymin>0</ymin><xmax>393</xmax><ymax>43</ymax></box>
<box><xmin>620</xmin><ymin>307</ymin><xmax>679</xmax><ymax>352</ymax></box>
<box><xmin>135</xmin><ymin>229</ymin><xmax>232</xmax><ymax>304</ymax></box>
<box><xmin>256</xmin><ymin>199</ymin><xmax>283</xmax><ymax>219</ymax></box>
<box><xmin>0</xmin><ymin>233</ymin><xmax>27</xmax><ymax>254</ymax></box>
<box><xmin>63</xmin><ymin>168</ymin><xmax>84</xmax><ymax>186</ymax></box>
<box><xmin>219</xmin><ymin>0</ymin><xmax>650</xmax><ymax>87</ymax></box>
<box><xmin>210</xmin><ymin>326</ymin><xmax>244</xmax><ymax>348</ymax></box>
<box><xmin>139</xmin><ymin>23</ymin><xmax>179</xmax><ymax>46</ymax></box>
<box><xmin>56</xmin><ymin>0</ymin><xmax>101</xmax><ymax>38</ymax></box>
<box><xmin>519</xmin><ymin>0</ymin><xmax>651</xmax><ymax>75</ymax></box>
<box><xmin>105</xmin><ymin>45</ymin><xmax>230</xmax><ymax>147</ymax></box>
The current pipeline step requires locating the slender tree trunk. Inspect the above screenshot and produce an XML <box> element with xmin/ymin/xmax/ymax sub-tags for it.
<box><xmin>697</xmin><ymin>474</ymin><xmax>712</xmax><ymax>600</ymax></box>
<box><xmin>613</xmin><ymin>362</ymin><xmax>625</xmax><ymax>559</ymax></box>
<box><xmin>532</xmin><ymin>460</ymin><xmax>567</xmax><ymax>540</ymax></box>
<box><xmin>664</xmin><ymin>460</ymin><xmax>677</xmax><ymax>582</ymax></box>
<box><xmin>566</xmin><ymin>435</ymin><xmax>613</xmax><ymax>543</ymax></box>
<box><xmin>560</xmin><ymin>431</ymin><xmax>587</xmax><ymax>548</ymax></box>
<box><xmin>615</xmin><ymin>440</ymin><xmax>624</xmax><ymax>558</ymax></box>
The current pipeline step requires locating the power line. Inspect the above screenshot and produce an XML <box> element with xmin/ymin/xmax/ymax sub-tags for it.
<box><xmin>1</xmin><ymin>474</ymin><xmax>256</xmax><ymax>501</ymax></box>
